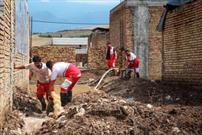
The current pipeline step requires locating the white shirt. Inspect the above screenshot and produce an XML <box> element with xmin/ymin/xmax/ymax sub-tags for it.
<box><xmin>110</xmin><ymin>47</ymin><xmax>115</xmax><ymax>56</ymax></box>
<box><xmin>127</xmin><ymin>52</ymin><xmax>137</xmax><ymax>61</ymax></box>
<box><xmin>25</xmin><ymin>63</ymin><xmax>51</xmax><ymax>83</ymax></box>
<box><xmin>51</xmin><ymin>62</ymin><xmax>70</xmax><ymax>81</ymax></box>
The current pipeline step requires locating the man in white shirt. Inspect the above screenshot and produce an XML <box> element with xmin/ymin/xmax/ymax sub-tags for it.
<box><xmin>14</xmin><ymin>55</ymin><xmax>51</xmax><ymax>112</ymax></box>
<box><xmin>46</xmin><ymin>61</ymin><xmax>81</xmax><ymax>107</ymax></box>
<box><xmin>124</xmin><ymin>49</ymin><xmax>140</xmax><ymax>78</ymax></box>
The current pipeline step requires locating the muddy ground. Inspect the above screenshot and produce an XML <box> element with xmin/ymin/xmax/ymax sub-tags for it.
<box><xmin>0</xmin><ymin>70</ymin><xmax>202</xmax><ymax>135</ymax></box>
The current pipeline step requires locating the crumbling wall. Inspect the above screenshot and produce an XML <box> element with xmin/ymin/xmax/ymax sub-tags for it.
<box><xmin>162</xmin><ymin>0</ymin><xmax>202</xmax><ymax>86</ymax></box>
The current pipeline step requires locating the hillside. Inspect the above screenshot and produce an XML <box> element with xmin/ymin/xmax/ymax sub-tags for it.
<box><xmin>32</xmin><ymin>29</ymin><xmax>92</xmax><ymax>47</ymax></box>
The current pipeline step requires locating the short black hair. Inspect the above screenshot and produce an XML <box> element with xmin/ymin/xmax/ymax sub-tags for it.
<box><xmin>124</xmin><ymin>49</ymin><xmax>129</xmax><ymax>52</ymax></box>
<box><xmin>32</xmin><ymin>55</ymin><xmax>41</xmax><ymax>62</ymax></box>
<box><xmin>46</xmin><ymin>60</ymin><xmax>53</xmax><ymax>69</ymax></box>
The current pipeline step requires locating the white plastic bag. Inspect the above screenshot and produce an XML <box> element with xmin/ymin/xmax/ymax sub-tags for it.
<box><xmin>61</xmin><ymin>79</ymin><xmax>72</xmax><ymax>89</ymax></box>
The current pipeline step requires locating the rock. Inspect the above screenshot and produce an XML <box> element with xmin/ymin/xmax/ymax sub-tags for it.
<box><xmin>176</xmin><ymin>98</ymin><xmax>180</xmax><ymax>101</ymax></box>
<box><xmin>146</xmin><ymin>104</ymin><xmax>153</xmax><ymax>109</ymax></box>
<box><xmin>118</xmin><ymin>99</ymin><xmax>127</xmax><ymax>104</ymax></box>
<box><xmin>172</xmin><ymin>127</ymin><xmax>181</xmax><ymax>133</ymax></box>
<box><xmin>126</xmin><ymin>97</ymin><xmax>134</xmax><ymax>102</ymax></box>
<box><xmin>56</xmin><ymin>115</ymin><xmax>66</xmax><ymax>123</ymax></box>
<box><xmin>75</xmin><ymin>108</ymin><xmax>85</xmax><ymax>117</ymax></box>
<box><xmin>165</xmin><ymin>95</ymin><xmax>173</xmax><ymax>101</ymax></box>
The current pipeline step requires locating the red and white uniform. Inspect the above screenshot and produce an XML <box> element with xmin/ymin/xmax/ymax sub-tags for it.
<box><xmin>25</xmin><ymin>63</ymin><xmax>51</xmax><ymax>98</ymax></box>
<box><xmin>50</xmin><ymin>62</ymin><xmax>81</xmax><ymax>93</ymax></box>
<box><xmin>106</xmin><ymin>46</ymin><xmax>117</xmax><ymax>68</ymax></box>
<box><xmin>126</xmin><ymin>52</ymin><xmax>139</xmax><ymax>73</ymax></box>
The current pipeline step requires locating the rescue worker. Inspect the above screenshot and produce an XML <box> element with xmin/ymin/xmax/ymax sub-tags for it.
<box><xmin>124</xmin><ymin>49</ymin><xmax>140</xmax><ymax>79</ymax></box>
<box><xmin>106</xmin><ymin>42</ymin><xmax>117</xmax><ymax>69</ymax></box>
<box><xmin>14</xmin><ymin>55</ymin><xmax>51</xmax><ymax>111</ymax></box>
<box><xmin>46</xmin><ymin>61</ymin><xmax>81</xmax><ymax>106</ymax></box>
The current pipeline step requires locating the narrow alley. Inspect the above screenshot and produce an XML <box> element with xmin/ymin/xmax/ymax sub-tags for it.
<box><xmin>0</xmin><ymin>0</ymin><xmax>202</xmax><ymax>135</ymax></box>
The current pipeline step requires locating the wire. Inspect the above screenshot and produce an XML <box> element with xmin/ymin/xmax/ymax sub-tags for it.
<box><xmin>32</xmin><ymin>19</ymin><xmax>108</xmax><ymax>25</ymax></box>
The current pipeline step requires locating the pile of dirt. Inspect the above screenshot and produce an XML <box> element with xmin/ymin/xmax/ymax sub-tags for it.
<box><xmin>101</xmin><ymin>78</ymin><xmax>202</xmax><ymax>106</ymax></box>
<box><xmin>0</xmin><ymin>87</ymin><xmax>42</xmax><ymax>135</ymax></box>
<box><xmin>36</xmin><ymin>90</ymin><xmax>202</xmax><ymax>135</ymax></box>
<box><xmin>0</xmin><ymin>110</ymin><xmax>24</xmax><ymax>135</ymax></box>
<box><xmin>13</xmin><ymin>87</ymin><xmax>42</xmax><ymax>115</ymax></box>
<box><xmin>100</xmin><ymin>78</ymin><xmax>202</xmax><ymax>134</ymax></box>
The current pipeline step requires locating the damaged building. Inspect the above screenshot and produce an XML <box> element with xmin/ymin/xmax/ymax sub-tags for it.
<box><xmin>88</xmin><ymin>26</ymin><xmax>110</xmax><ymax>69</ymax></box>
<box><xmin>110</xmin><ymin>0</ymin><xmax>166</xmax><ymax>80</ymax></box>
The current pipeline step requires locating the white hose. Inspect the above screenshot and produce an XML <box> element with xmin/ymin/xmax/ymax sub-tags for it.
<box><xmin>94</xmin><ymin>68</ymin><xmax>116</xmax><ymax>90</ymax></box>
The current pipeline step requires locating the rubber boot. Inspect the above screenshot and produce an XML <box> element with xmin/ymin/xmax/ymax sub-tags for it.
<box><xmin>125</xmin><ymin>69</ymin><xmax>132</xmax><ymax>80</ymax></box>
<box><xmin>38</xmin><ymin>97</ymin><xmax>46</xmax><ymax>111</ymax></box>
<box><xmin>136</xmin><ymin>72</ymin><xmax>140</xmax><ymax>78</ymax></box>
<box><xmin>60</xmin><ymin>91</ymin><xmax>72</xmax><ymax>106</ymax></box>
<box><xmin>46</xmin><ymin>100</ymin><xmax>54</xmax><ymax>115</ymax></box>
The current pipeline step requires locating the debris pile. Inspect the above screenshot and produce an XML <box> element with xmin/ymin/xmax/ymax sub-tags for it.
<box><xmin>36</xmin><ymin>90</ymin><xmax>202</xmax><ymax>135</ymax></box>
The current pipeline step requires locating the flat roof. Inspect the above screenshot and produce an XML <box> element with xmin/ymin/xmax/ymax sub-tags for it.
<box><xmin>52</xmin><ymin>38</ymin><xmax>88</xmax><ymax>45</ymax></box>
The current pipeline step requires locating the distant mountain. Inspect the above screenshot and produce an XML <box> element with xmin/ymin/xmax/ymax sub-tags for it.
<box><xmin>33</xmin><ymin>29</ymin><xmax>91</xmax><ymax>38</ymax></box>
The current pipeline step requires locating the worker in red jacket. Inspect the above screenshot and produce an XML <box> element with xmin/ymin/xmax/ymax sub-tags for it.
<box><xmin>106</xmin><ymin>42</ymin><xmax>117</xmax><ymax>69</ymax></box>
<box><xmin>124</xmin><ymin>49</ymin><xmax>140</xmax><ymax>78</ymax></box>
<box><xmin>46</xmin><ymin>61</ymin><xmax>81</xmax><ymax>107</ymax></box>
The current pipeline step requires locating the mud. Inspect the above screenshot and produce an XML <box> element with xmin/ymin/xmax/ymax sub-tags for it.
<box><xmin>1</xmin><ymin>71</ymin><xmax>202</xmax><ymax>135</ymax></box>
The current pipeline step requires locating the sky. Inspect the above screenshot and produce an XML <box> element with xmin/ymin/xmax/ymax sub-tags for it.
<box><xmin>28</xmin><ymin>0</ymin><xmax>121</xmax><ymax>33</ymax></box>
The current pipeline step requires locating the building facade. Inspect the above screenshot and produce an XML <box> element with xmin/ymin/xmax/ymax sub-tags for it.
<box><xmin>0</xmin><ymin>0</ymin><xmax>30</xmax><ymax>127</ymax></box>
<box><xmin>162</xmin><ymin>0</ymin><xmax>202</xmax><ymax>86</ymax></box>
<box><xmin>110</xmin><ymin>0</ymin><xmax>166</xmax><ymax>80</ymax></box>
<box><xmin>88</xmin><ymin>27</ymin><xmax>110</xmax><ymax>69</ymax></box>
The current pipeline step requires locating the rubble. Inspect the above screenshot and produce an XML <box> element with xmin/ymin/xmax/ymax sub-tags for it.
<box><xmin>36</xmin><ymin>90</ymin><xmax>202</xmax><ymax>135</ymax></box>
<box><xmin>1</xmin><ymin>72</ymin><xmax>202</xmax><ymax>135</ymax></box>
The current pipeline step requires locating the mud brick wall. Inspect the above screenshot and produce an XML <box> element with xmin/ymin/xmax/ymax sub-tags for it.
<box><xmin>110</xmin><ymin>7</ymin><xmax>134</xmax><ymax>68</ymax></box>
<box><xmin>110</xmin><ymin>5</ymin><xmax>163</xmax><ymax>80</ymax></box>
<box><xmin>88</xmin><ymin>32</ymin><xmax>110</xmax><ymax>69</ymax></box>
<box><xmin>0</xmin><ymin>0</ymin><xmax>13</xmax><ymax>128</ymax></box>
<box><xmin>32</xmin><ymin>46</ymin><xmax>76</xmax><ymax>63</ymax></box>
<box><xmin>0</xmin><ymin>0</ymin><xmax>29</xmax><ymax>128</ymax></box>
<box><xmin>162</xmin><ymin>0</ymin><xmax>202</xmax><ymax>86</ymax></box>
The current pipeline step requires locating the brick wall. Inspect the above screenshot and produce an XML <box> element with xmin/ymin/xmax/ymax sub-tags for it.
<box><xmin>32</xmin><ymin>46</ymin><xmax>76</xmax><ymax>63</ymax></box>
<box><xmin>162</xmin><ymin>0</ymin><xmax>202</xmax><ymax>85</ymax></box>
<box><xmin>0</xmin><ymin>0</ymin><xmax>13</xmax><ymax>128</ymax></box>
<box><xmin>0</xmin><ymin>0</ymin><xmax>29</xmax><ymax>128</ymax></box>
<box><xmin>110</xmin><ymin>4</ymin><xmax>163</xmax><ymax>79</ymax></box>
<box><xmin>110</xmin><ymin>7</ymin><xmax>134</xmax><ymax>68</ymax></box>
<box><xmin>88</xmin><ymin>31</ymin><xmax>110</xmax><ymax>69</ymax></box>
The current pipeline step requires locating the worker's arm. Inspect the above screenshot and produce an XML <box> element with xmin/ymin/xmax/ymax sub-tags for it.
<box><xmin>14</xmin><ymin>63</ymin><xmax>26</xmax><ymax>69</ymax></box>
<box><xmin>114</xmin><ymin>50</ymin><xmax>118</xmax><ymax>60</ymax></box>
<box><xmin>49</xmin><ymin>80</ymin><xmax>56</xmax><ymax>92</ymax></box>
<box><xmin>48</xmin><ymin>68</ymin><xmax>57</xmax><ymax>94</ymax></box>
